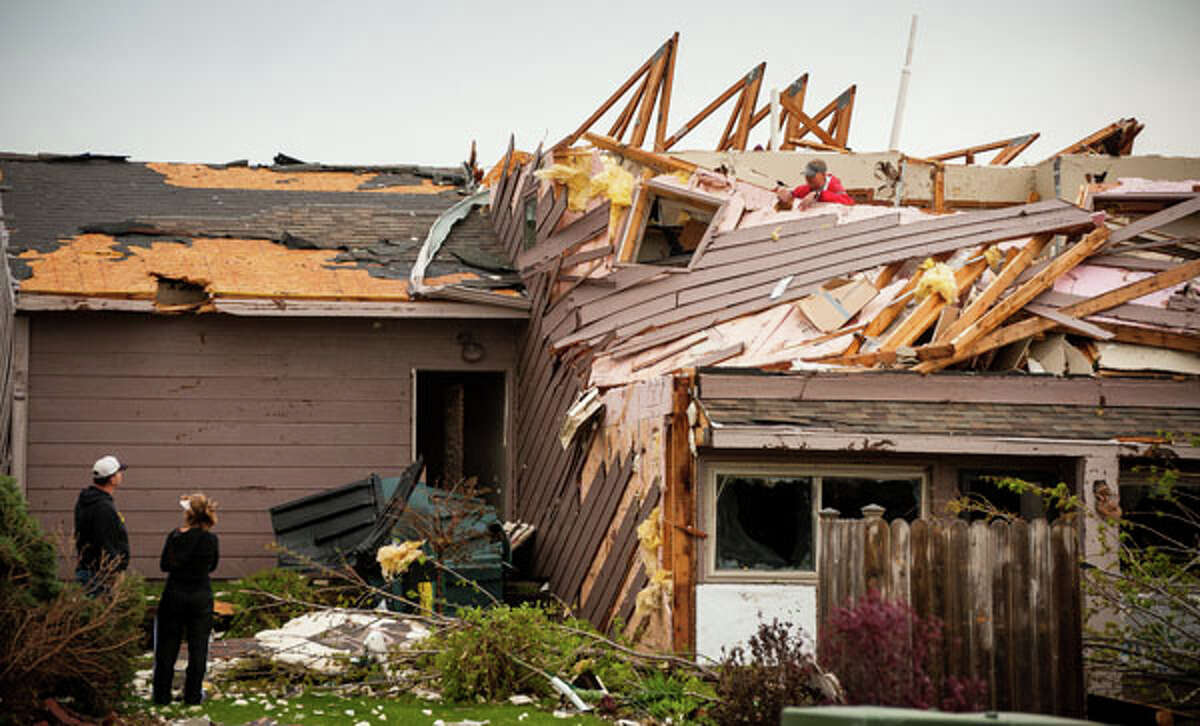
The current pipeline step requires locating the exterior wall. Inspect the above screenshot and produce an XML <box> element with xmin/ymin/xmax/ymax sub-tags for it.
<box><xmin>695</xmin><ymin>583</ymin><xmax>817</xmax><ymax>661</ymax></box>
<box><xmin>1033</xmin><ymin>154</ymin><xmax>1200</xmax><ymax>202</ymax></box>
<box><xmin>22</xmin><ymin>311</ymin><xmax>518</xmax><ymax>578</ymax></box>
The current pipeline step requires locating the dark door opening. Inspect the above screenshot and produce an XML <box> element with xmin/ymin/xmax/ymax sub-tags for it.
<box><xmin>415</xmin><ymin>371</ymin><xmax>506</xmax><ymax>511</ymax></box>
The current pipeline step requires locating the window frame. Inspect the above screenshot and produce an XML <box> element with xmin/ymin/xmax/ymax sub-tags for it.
<box><xmin>616</xmin><ymin>179</ymin><xmax>729</xmax><ymax>267</ymax></box>
<box><xmin>700</xmin><ymin>461</ymin><xmax>929</xmax><ymax>584</ymax></box>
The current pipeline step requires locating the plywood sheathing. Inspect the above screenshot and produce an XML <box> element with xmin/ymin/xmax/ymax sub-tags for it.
<box><xmin>147</xmin><ymin>162</ymin><xmax>456</xmax><ymax>194</ymax></box>
<box><xmin>17</xmin><ymin>233</ymin><xmax>481</xmax><ymax>301</ymax></box>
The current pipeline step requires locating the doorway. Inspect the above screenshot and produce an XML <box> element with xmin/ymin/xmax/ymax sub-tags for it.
<box><xmin>414</xmin><ymin>370</ymin><xmax>506</xmax><ymax>511</ymax></box>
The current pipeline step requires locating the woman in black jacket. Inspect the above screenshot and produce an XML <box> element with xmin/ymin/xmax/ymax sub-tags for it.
<box><xmin>152</xmin><ymin>493</ymin><xmax>220</xmax><ymax>705</ymax></box>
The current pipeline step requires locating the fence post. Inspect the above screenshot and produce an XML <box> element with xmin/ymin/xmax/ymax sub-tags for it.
<box><xmin>817</xmin><ymin>507</ymin><xmax>841</xmax><ymax>660</ymax></box>
<box><xmin>862</xmin><ymin>504</ymin><xmax>890</xmax><ymax>599</ymax></box>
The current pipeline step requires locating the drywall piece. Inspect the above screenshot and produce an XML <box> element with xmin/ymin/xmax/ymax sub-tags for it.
<box><xmin>560</xmin><ymin>387</ymin><xmax>604</xmax><ymax>448</ymax></box>
<box><xmin>1064</xmin><ymin>340</ymin><xmax>1094</xmax><ymax>376</ymax></box>
<box><xmin>797</xmin><ymin>278</ymin><xmax>877</xmax><ymax>332</ymax></box>
<box><xmin>992</xmin><ymin>338</ymin><xmax>1031</xmax><ymax>372</ymax></box>
<box><xmin>695</xmin><ymin>583</ymin><xmax>817</xmax><ymax>661</ymax></box>
<box><xmin>1029</xmin><ymin>334</ymin><xmax>1068</xmax><ymax>375</ymax></box>
<box><xmin>1095</xmin><ymin>342</ymin><xmax>1200</xmax><ymax>375</ymax></box>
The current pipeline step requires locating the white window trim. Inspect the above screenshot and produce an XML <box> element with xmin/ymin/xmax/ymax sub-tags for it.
<box><xmin>700</xmin><ymin>461</ymin><xmax>929</xmax><ymax>584</ymax></box>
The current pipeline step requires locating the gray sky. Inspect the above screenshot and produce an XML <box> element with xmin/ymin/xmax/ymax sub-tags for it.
<box><xmin>2</xmin><ymin>0</ymin><xmax>1198</xmax><ymax>168</ymax></box>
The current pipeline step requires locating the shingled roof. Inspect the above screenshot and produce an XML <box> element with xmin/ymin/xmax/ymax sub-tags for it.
<box><xmin>0</xmin><ymin>154</ymin><xmax>519</xmax><ymax>307</ymax></box>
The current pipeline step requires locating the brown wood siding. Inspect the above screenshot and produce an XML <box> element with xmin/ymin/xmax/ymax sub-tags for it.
<box><xmin>25</xmin><ymin>311</ymin><xmax>517</xmax><ymax>578</ymax></box>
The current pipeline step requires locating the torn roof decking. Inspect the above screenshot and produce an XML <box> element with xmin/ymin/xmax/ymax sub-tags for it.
<box><xmin>548</xmin><ymin>199</ymin><xmax>1097</xmax><ymax>356</ymax></box>
<box><xmin>0</xmin><ymin>156</ymin><xmax>518</xmax><ymax>304</ymax></box>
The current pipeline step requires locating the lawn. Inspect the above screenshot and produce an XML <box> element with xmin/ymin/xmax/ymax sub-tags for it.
<box><xmin>136</xmin><ymin>691</ymin><xmax>610</xmax><ymax>726</ymax></box>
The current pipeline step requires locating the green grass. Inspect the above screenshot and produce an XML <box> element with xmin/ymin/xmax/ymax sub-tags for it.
<box><xmin>132</xmin><ymin>691</ymin><xmax>609</xmax><ymax>725</ymax></box>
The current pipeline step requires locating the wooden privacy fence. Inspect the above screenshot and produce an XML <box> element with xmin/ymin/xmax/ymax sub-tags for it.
<box><xmin>817</xmin><ymin>506</ymin><xmax>1083</xmax><ymax>718</ymax></box>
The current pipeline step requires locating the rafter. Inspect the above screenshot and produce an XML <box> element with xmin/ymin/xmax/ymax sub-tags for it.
<box><xmin>662</xmin><ymin>62</ymin><xmax>766</xmax><ymax>152</ymax></box>
<box><xmin>929</xmin><ymin>133</ymin><xmax>1040</xmax><ymax>166</ymax></box>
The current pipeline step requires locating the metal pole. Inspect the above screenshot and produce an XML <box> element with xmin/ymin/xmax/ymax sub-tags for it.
<box><xmin>768</xmin><ymin>87</ymin><xmax>781</xmax><ymax>150</ymax></box>
<box><xmin>888</xmin><ymin>14</ymin><xmax>918</xmax><ymax>151</ymax></box>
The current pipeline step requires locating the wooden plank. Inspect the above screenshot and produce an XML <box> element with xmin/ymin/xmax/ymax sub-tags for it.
<box><xmin>968</xmin><ymin>521</ymin><xmax>993</xmax><ymax>695</ymax></box>
<box><xmin>732</xmin><ymin>64</ymin><xmax>766</xmax><ymax>151</ymax></box>
<box><xmin>560</xmin><ymin>450</ymin><xmax>637</xmax><ymax>602</ymax></box>
<box><xmin>1031</xmin><ymin>518</ymin><xmax>1052</xmax><ymax>714</ymax></box>
<box><xmin>936</xmin><ymin>234</ymin><xmax>1052</xmax><ymax>343</ymax></box>
<box><xmin>662</xmin><ymin>66</ymin><xmax>750</xmax><ymax>151</ymax></box>
<box><xmin>990</xmin><ymin>520</ymin><xmax>1012</xmax><ymax>711</ymax></box>
<box><xmin>945</xmin><ymin>520</ymin><xmax>970</xmax><ymax>685</ymax></box>
<box><xmin>1094</xmin><ymin>321</ymin><xmax>1200</xmax><ymax>353</ymax></box>
<box><xmin>1053</xmin><ymin>520</ymin><xmax>1084</xmax><ymax>718</ymax></box>
<box><xmin>551</xmin><ymin>39</ymin><xmax>664</xmax><ymax>151</ymax></box>
<box><xmin>1034</xmin><ymin>290</ymin><xmax>1199</xmax><ymax>331</ymax></box>
<box><xmin>926</xmin><ymin>519</ymin><xmax>946</xmax><ymax>691</ymax></box>
<box><xmin>889</xmin><ymin>518</ymin><xmax>910</xmax><ymax>606</ymax></box>
<box><xmin>1024</xmin><ymin>303</ymin><xmax>1115</xmax><ymax>339</ymax></box>
<box><xmin>30</xmin><ymin>421</ymin><xmax>405</xmax><ymax>447</ymax></box>
<box><xmin>652</xmin><ymin>34</ymin><xmax>679</xmax><ymax>152</ymax></box>
<box><xmin>582</xmin><ymin>484</ymin><xmax>661</xmax><ymax>628</ymax></box>
<box><xmin>917</xmin><ymin>257</ymin><xmax>1200</xmax><ymax>372</ymax></box>
<box><xmin>1009</xmin><ymin>519</ymin><xmax>1034</xmax><ymax>713</ymax></box>
<box><xmin>878</xmin><ymin>248</ymin><xmax>992</xmax><ymax>352</ymax></box>
<box><xmin>693</xmin><ymin>212</ymin><xmax>896</xmax><ymax>270</ymax></box>
<box><xmin>863</xmin><ymin>512</ymin><xmax>890</xmax><ymax>598</ymax></box>
<box><xmin>1105</xmin><ymin>195</ymin><xmax>1200</xmax><ymax>247</ymax></box>
<box><xmin>517</xmin><ymin>202</ymin><xmax>611</xmax><ymax>270</ymax></box>
<box><xmin>666</xmin><ymin>374</ymin><xmax>696</xmax><ymax>653</ymax></box>
<box><xmin>583</xmin><ymin>133</ymin><xmax>697</xmax><ymax>175</ymax></box>
<box><xmin>946</xmin><ymin>226</ymin><xmax>1109</xmax><ymax>355</ymax></box>
<box><xmin>615</xmin><ymin>565</ymin><xmax>648</xmax><ymax>628</ymax></box>
<box><xmin>566</xmin><ymin>204</ymin><xmax>1095</xmax><ymax>346</ymax></box>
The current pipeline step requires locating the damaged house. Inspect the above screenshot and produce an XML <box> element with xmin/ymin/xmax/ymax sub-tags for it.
<box><xmin>0</xmin><ymin>152</ymin><xmax>527</xmax><ymax>575</ymax></box>
<box><xmin>480</xmin><ymin>35</ymin><xmax>1199</xmax><ymax>716</ymax></box>
<box><xmin>1</xmin><ymin>31</ymin><xmax>1198</xmax><ymax>718</ymax></box>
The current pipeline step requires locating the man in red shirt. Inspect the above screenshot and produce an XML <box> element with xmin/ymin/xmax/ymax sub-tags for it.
<box><xmin>775</xmin><ymin>159</ymin><xmax>855</xmax><ymax>208</ymax></box>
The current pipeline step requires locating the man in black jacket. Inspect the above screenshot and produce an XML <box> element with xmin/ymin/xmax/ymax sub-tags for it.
<box><xmin>74</xmin><ymin>454</ymin><xmax>130</xmax><ymax>595</ymax></box>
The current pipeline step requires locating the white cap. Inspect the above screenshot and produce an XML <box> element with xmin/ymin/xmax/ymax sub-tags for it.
<box><xmin>93</xmin><ymin>455</ymin><xmax>127</xmax><ymax>479</ymax></box>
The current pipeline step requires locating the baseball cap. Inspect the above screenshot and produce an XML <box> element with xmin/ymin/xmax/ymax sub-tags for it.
<box><xmin>93</xmin><ymin>455</ymin><xmax>127</xmax><ymax>479</ymax></box>
<box><xmin>804</xmin><ymin>159</ymin><xmax>827</xmax><ymax>178</ymax></box>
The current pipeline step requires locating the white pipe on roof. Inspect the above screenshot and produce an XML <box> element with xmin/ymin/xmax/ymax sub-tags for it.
<box><xmin>888</xmin><ymin>14</ymin><xmax>919</xmax><ymax>152</ymax></box>
<box><xmin>769</xmin><ymin>87</ymin><xmax>781</xmax><ymax>151</ymax></box>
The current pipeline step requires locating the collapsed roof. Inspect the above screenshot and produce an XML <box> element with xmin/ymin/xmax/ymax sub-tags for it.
<box><xmin>486</xmin><ymin>34</ymin><xmax>1199</xmax><ymax>384</ymax></box>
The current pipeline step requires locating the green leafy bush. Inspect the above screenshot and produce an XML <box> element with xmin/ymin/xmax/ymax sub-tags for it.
<box><xmin>423</xmin><ymin>604</ymin><xmax>640</xmax><ymax>703</ymax></box>
<box><xmin>710</xmin><ymin>619</ymin><xmax>824</xmax><ymax>726</ymax></box>
<box><xmin>0</xmin><ymin>476</ymin><xmax>145</xmax><ymax>721</ymax></box>
<box><xmin>0</xmin><ymin>474</ymin><xmax>60</xmax><ymax>605</ymax></box>
<box><xmin>626</xmin><ymin>670</ymin><xmax>712</xmax><ymax>723</ymax></box>
<box><xmin>222</xmin><ymin>568</ymin><xmax>323</xmax><ymax>637</ymax></box>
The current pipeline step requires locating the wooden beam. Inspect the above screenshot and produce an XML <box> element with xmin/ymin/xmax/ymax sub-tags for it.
<box><xmin>665</xmin><ymin>373</ymin><xmax>697</xmax><ymax>653</ymax></box>
<box><xmin>779</xmin><ymin>75</ymin><xmax>811</xmax><ymax>150</ymax></box>
<box><xmin>936</xmin><ymin>233</ymin><xmax>1051</xmax><ymax>343</ymax></box>
<box><xmin>778</xmin><ymin>93</ymin><xmax>841</xmax><ymax>147</ymax></box>
<box><xmin>748</xmin><ymin>74</ymin><xmax>808</xmax><ymax>145</ymax></box>
<box><xmin>609</xmin><ymin>72</ymin><xmax>649</xmax><ymax>142</ymax></box>
<box><xmin>879</xmin><ymin>248</ymin><xmax>992</xmax><ymax>353</ymax></box>
<box><xmin>716</xmin><ymin>93</ymin><xmax>744</xmax><ymax>151</ymax></box>
<box><xmin>914</xmin><ymin>257</ymin><xmax>1200</xmax><ymax>372</ymax></box>
<box><xmin>1093</xmin><ymin>321</ymin><xmax>1200</xmax><ymax>354</ymax></box>
<box><xmin>653</xmin><ymin>32</ymin><xmax>680</xmax><ymax>152</ymax></box>
<box><xmin>943</xmin><ymin>226</ymin><xmax>1109</xmax><ymax>359</ymax></box>
<box><xmin>928</xmin><ymin>133</ymin><xmax>1040</xmax><ymax>166</ymax></box>
<box><xmin>831</xmin><ymin>85</ymin><xmax>856</xmax><ymax>148</ymax></box>
<box><xmin>1024</xmin><ymin>304</ymin><xmax>1115</xmax><ymax>340</ymax></box>
<box><xmin>731</xmin><ymin>63</ymin><xmax>766</xmax><ymax>151</ymax></box>
<box><xmin>583</xmin><ymin>133</ymin><xmax>697</xmax><ymax>175</ymax></box>
<box><xmin>552</xmin><ymin>37</ymin><xmax>669</xmax><ymax>151</ymax></box>
<box><xmin>663</xmin><ymin>72</ymin><xmax>747</xmax><ymax>151</ymax></box>
<box><xmin>629</xmin><ymin>42</ymin><xmax>672</xmax><ymax>149</ymax></box>
<box><xmin>1106</xmin><ymin>195</ymin><xmax>1200</xmax><ymax>248</ymax></box>
<box><xmin>990</xmin><ymin>133</ymin><xmax>1040</xmax><ymax>166</ymax></box>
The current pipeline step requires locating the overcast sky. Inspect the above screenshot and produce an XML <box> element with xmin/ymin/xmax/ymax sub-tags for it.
<box><xmin>2</xmin><ymin>0</ymin><xmax>1198</xmax><ymax>168</ymax></box>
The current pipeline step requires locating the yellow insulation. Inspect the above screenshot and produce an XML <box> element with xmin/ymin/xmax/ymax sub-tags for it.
<box><xmin>535</xmin><ymin>156</ymin><xmax>635</xmax><ymax>236</ymax></box>
<box><xmin>631</xmin><ymin>505</ymin><xmax>671</xmax><ymax>622</ymax></box>
<box><xmin>983</xmin><ymin>245</ymin><xmax>1003</xmax><ymax>272</ymax></box>
<box><xmin>914</xmin><ymin>258</ymin><xmax>958</xmax><ymax>304</ymax></box>
<box><xmin>376</xmin><ymin>540</ymin><xmax>426</xmax><ymax>579</ymax></box>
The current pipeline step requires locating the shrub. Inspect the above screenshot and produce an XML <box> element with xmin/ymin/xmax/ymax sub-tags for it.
<box><xmin>0</xmin><ymin>474</ymin><xmax>60</xmax><ymax>605</ymax></box>
<box><xmin>0</xmin><ymin>477</ymin><xmax>145</xmax><ymax>721</ymax></box>
<box><xmin>710</xmin><ymin>619</ymin><xmax>824</xmax><ymax>726</ymax></box>
<box><xmin>423</xmin><ymin>603</ymin><xmax>641</xmax><ymax>703</ymax></box>
<box><xmin>626</xmin><ymin>670</ymin><xmax>711</xmax><ymax>723</ymax></box>
<box><xmin>222</xmin><ymin>567</ymin><xmax>323</xmax><ymax>637</ymax></box>
<box><xmin>819</xmin><ymin>589</ymin><xmax>987</xmax><ymax>711</ymax></box>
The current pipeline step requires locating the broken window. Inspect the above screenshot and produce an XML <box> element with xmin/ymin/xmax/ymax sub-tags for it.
<box><xmin>705</xmin><ymin>464</ymin><xmax>925</xmax><ymax>579</ymax></box>
<box><xmin>1119</xmin><ymin>459</ymin><xmax>1200</xmax><ymax>562</ymax></box>
<box><xmin>957</xmin><ymin>468</ymin><xmax>1062</xmax><ymax>522</ymax></box>
<box><xmin>621</xmin><ymin>179</ymin><xmax>725</xmax><ymax>267</ymax></box>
